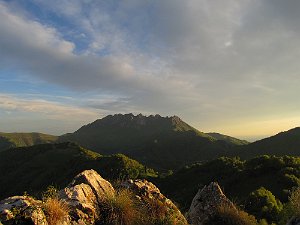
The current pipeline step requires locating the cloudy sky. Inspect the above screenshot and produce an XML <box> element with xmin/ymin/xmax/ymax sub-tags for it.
<box><xmin>1</xmin><ymin>0</ymin><xmax>300</xmax><ymax>140</ymax></box>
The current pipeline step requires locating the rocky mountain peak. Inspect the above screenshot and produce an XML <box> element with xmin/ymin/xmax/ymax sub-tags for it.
<box><xmin>82</xmin><ymin>113</ymin><xmax>187</xmax><ymax>129</ymax></box>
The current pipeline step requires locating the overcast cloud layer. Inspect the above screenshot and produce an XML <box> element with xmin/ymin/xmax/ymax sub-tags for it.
<box><xmin>1</xmin><ymin>0</ymin><xmax>300</xmax><ymax>140</ymax></box>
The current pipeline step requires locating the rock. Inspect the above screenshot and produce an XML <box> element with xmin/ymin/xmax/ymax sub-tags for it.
<box><xmin>187</xmin><ymin>182</ymin><xmax>235</xmax><ymax>225</ymax></box>
<box><xmin>69</xmin><ymin>169</ymin><xmax>115</xmax><ymax>201</ymax></box>
<box><xmin>121</xmin><ymin>179</ymin><xmax>188</xmax><ymax>225</ymax></box>
<box><xmin>287</xmin><ymin>216</ymin><xmax>300</xmax><ymax>225</ymax></box>
<box><xmin>0</xmin><ymin>196</ymin><xmax>48</xmax><ymax>225</ymax></box>
<box><xmin>59</xmin><ymin>169</ymin><xmax>115</xmax><ymax>224</ymax></box>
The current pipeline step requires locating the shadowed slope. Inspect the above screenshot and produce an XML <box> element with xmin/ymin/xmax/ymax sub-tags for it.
<box><xmin>234</xmin><ymin>127</ymin><xmax>300</xmax><ymax>158</ymax></box>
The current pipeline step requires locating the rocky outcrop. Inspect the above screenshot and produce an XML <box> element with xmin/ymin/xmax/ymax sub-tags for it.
<box><xmin>121</xmin><ymin>179</ymin><xmax>188</xmax><ymax>225</ymax></box>
<box><xmin>0</xmin><ymin>170</ymin><xmax>190</xmax><ymax>225</ymax></box>
<box><xmin>187</xmin><ymin>182</ymin><xmax>235</xmax><ymax>225</ymax></box>
<box><xmin>59</xmin><ymin>169</ymin><xmax>115</xmax><ymax>224</ymax></box>
<box><xmin>0</xmin><ymin>196</ymin><xmax>48</xmax><ymax>225</ymax></box>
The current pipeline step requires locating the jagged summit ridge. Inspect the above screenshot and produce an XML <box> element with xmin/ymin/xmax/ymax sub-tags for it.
<box><xmin>76</xmin><ymin>113</ymin><xmax>186</xmax><ymax>132</ymax></box>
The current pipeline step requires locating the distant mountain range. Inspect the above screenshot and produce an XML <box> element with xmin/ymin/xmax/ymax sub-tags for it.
<box><xmin>1</xmin><ymin>113</ymin><xmax>300</xmax><ymax>170</ymax></box>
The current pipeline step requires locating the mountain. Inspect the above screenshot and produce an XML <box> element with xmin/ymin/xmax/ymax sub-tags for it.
<box><xmin>59</xmin><ymin>113</ymin><xmax>238</xmax><ymax>170</ymax></box>
<box><xmin>0</xmin><ymin>132</ymin><xmax>57</xmax><ymax>151</ymax></box>
<box><xmin>206</xmin><ymin>132</ymin><xmax>249</xmax><ymax>145</ymax></box>
<box><xmin>0</xmin><ymin>142</ymin><xmax>157</xmax><ymax>200</ymax></box>
<box><xmin>233</xmin><ymin>127</ymin><xmax>300</xmax><ymax>158</ymax></box>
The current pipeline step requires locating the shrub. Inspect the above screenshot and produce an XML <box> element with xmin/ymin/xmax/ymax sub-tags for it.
<box><xmin>42</xmin><ymin>185</ymin><xmax>59</xmax><ymax>200</ymax></box>
<box><xmin>245</xmin><ymin>187</ymin><xmax>283</xmax><ymax>223</ymax></box>
<box><xmin>205</xmin><ymin>204</ymin><xmax>258</xmax><ymax>225</ymax></box>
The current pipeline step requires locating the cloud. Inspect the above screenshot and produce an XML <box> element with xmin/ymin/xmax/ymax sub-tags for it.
<box><xmin>1</xmin><ymin>0</ymin><xmax>300</xmax><ymax>137</ymax></box>
<box><xmin>0</xmin><ymin>93</ymin><xmax>98</xmax><ymax>121</ymax></box>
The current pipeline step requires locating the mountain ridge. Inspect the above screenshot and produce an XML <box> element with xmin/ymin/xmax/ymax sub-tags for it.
<box><xmin>59</xmin><ymin>113</ymin><xmax>240</xmax><ymax>170</ymax></box>
<box><xmin>0</xmin><ymin>132</ymin><xmax>58</xmax><ymax>151</ymax></box>
<box><xmin>233</xmin><ymin>126</ymin><xmax>300</xmax><ymax>158</ymax></box>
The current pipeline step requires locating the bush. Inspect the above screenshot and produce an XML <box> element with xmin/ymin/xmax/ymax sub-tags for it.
<box><xmin>205</xmin><ymin>204</ymin><xmax>258</xmax><ymax>225</ymax></box>
<box><xmin>245</xmin><ymin>187</ymin><xmax>283</xmax><ymax>223</ymax></box>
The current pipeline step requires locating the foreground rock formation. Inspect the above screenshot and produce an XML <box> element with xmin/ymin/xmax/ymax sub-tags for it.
<box><xmin>0</xmin><ymin>168</ymin><xmax>240</xmax><ymax>225</ymax></box>
<box><xmin>0</xmin><ymin>169</ymin><xmax>186</xmax><ymax>225</ymax></box>
<box><xmin>187</xmin><ymin>182</ymin><xmax>235</xmax><ymax>225</ymax></box>
<box><xmin>0</xmin><ymin>196</ymin><xmax>48</xmax><ymax>225</ymax></box>
<box><xmin>59</xmin><ymin>169</ymin><xmax>115</xmax><ymax>224</ymax></box>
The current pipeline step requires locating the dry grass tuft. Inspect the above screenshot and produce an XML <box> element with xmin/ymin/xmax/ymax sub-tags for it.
<box><xmin>205</xmin><ymin>204</ymin><xmax>258</xmax><ymax>225</ymax></box>
<box><xmin>100</xmin><ymin>189</ymin><xmax>142</xmax><ymax>225</ymax></box>
<box><xmin>43</xmin><ymin>197</ymin><xmax>70</xmax><ymax>225</ymax></box>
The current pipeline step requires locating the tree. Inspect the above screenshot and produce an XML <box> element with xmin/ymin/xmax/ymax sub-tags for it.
<box><xmin>245</xmin><ymin>187</ymin><xmax>283</xmax><ymax>223</ymax></box>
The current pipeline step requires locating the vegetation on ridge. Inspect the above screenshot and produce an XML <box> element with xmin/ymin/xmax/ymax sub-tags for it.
<box><xmin>156</xmin><ymin>155</ymin><xmax>300</xmax><ymax>224</ymax></box>
<box><xmin>0</xmin><ymin>142</ymin><xmax>157</xmax><ymax>200</ymax></box>
<box><xmin>0</xmin><ymin>132</ymin><xmax>57</xmax><ymax>152</ymax></box>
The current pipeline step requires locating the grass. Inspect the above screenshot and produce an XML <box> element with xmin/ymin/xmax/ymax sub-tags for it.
<box><xmin>98</xmin><ymin>188</ymin><xmax>186</xmax><ymax>225</ymax></box>
<box><xmin>99</xmin><ymin>189</ymin><xmax>142</xmax><ymax>225</ymax></box>
<box><xmin>43</xmin><ymin>197</ymin><xmax>70</xmax><ymax>225</ymax></box>
<box><xmin>42</xmin><ymin>186</ymin><xmax>69</xmax><ymax>225</ymax></box>
<box><xmin>205</xmin><ymin>204</ymin><xmax>258</xmax><ymax>225</ymax></box>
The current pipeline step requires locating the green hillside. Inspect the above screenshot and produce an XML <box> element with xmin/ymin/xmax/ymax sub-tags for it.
<box><xmin>233</xmin><ymin>127</ymin><xmax>300</xmax><ymax>158</ymax></box>
<box><xmin>206</xmin><ymin>132</ymin><xmax>249</xmax><ymax>145</ymax></box>
<box><xmin>157</xmin><ymin>155</ymin><xmax>300</xmax><ymax>212</ymax></box>
<box><xmin>0</xmin><ymin>132</ymin><xmax>58</xmax><ymax>151</ymax></box>
<box><xmin>0</xmin><ymin>142</ymin><xmax>156</xmax><ymax>200</ymax></box>
<box><xmin>59</xmin><ymin>113</ymin><xmax>238</xmax><ymax>170</ymax></box>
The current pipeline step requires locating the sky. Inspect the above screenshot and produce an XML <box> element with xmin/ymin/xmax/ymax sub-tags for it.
<box><xmin>1</xmin><ymin>0</ymin><xmax>300</xmax><ymax>141</ymax></box>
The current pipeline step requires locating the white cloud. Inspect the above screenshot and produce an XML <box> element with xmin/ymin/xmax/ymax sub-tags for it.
<box><xmin>1</xmin><ymin>0</ymin><xmax>300</xmax><ymax>137</ymax></box>
<box><xmin>0</xmin><ymin>94</ymin><xmax>98</xmax><ymax>121</ymax></box>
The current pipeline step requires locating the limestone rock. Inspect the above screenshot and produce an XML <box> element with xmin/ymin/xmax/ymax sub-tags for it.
<box><xmin>187</xmin><ymin>182</ymin><xmax>235</xmax><ymax>225</ymax></box>
<box><xmin>0</xmin><ymin>196</ymin><xmax>48</xmax><ymax>225</ymax></box>
<box><xmin>59</xmin><ymin>169</ymin><xmax>115</xmax><ymax>224</ymax></box>
<box><xmin>122</xmin><ymin>179</ymin><xmax>188</xmax><ymax>225</ymax></box>
<box><xmin>69</xmin><ymin>169</ymin><xmax>115</xmax><ymax>201</ymax></box>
